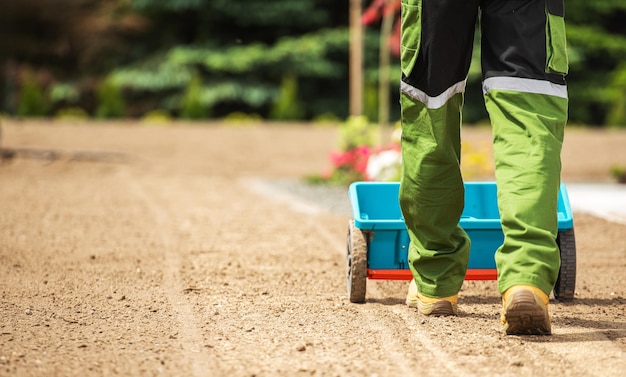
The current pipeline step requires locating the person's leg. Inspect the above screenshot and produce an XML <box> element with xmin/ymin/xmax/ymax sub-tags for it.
<box><xmin>481</xmin><ymin>0</ymin><xmax>568</xmax><ymax>334</ymax></box>
<box><xmin>399</xmin><ymin>0</ymin><xmax>479</xmax><ymax>304</ymax></box>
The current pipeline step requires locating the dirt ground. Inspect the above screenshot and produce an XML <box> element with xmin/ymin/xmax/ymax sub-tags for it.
<box><xmin>0</xmin><ymin>120</ymin><xmax>625</xmax><ymax>377</ymax></box>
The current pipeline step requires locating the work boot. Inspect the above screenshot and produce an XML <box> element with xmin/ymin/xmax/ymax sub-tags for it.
<box><xmin>501</xmin><ymin>285</ymin><xmax>551</xmax><ymax>335</ymax></box>
<box><xmin>406</xmin><ymin>279</ymin><xmax>458</xmax><ymax>316</ymax></box>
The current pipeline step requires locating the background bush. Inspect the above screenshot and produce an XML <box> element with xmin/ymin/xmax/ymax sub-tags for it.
<box><xmin>1</xmin><ymin>0</ymin><xmax>625</xmax><ymax>126</ymax></box>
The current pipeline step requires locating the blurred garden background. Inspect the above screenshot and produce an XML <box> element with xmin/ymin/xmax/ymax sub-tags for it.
<box><xmin>1</xmin><ymin>0</ymin><xmax>625</xmax><ymax>126</ymax></box>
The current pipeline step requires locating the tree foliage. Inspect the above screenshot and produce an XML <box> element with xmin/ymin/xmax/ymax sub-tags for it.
<box><xmin>0</xmin><ymin>0</ymin><xmax>144</xmax><ymax>115</ymax></box>
<box><xmin>109</xmin><ymin>27</ymin><xmax>350</xmax><ymax>116</ymax></box>
<box><xmin>0</xmin><ymin>0</ymin><xmax>625</xmax><ymax>125</ymax></box>
<box><xmin>111</xmin><ymin>0</ymin><xmax>351</xmax><ymax>118</ymax></box>
<box><xmin>565</xmin><ymin>0</ymin><xmax>626</xmax><ymax>126</ymax></box>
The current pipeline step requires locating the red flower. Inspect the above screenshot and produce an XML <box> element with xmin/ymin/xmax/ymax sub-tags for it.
<box><xmin>361</xmin><ymin>0</ymin><xmax>402</xmax><ymax>57</ymax></box>
<box><xmin>329</xmin><ymin>146</ymin><xmax>372</xmax><ymax>175</ymax></box>
<box><xmin>361</xmin><ymin>0</ymin><xmax>401</xmax><ymax>25</ymax></box>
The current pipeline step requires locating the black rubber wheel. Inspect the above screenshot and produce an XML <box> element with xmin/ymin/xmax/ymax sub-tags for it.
<box><xmin>346</xmin><ymin>220</ymin><xmax>368</xmax><ymax>303</ymax></box>
<box><xmin>554</xmin><ymin>228</ymin><xmax>577</xmax><ymax>301</ymax></box>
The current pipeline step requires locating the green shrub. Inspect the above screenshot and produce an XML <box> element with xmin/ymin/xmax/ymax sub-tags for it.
<box><xmin>96</xmin><ymin>80</ymin><xmax>126</xmax><ymax>118</ymax></box>
<box><xmin>339</xmin><ymin>115</ymin><xmax>378</xmax><ymax>150</ymax></box>
<box><xmin>223</xmin><ymin>111</ymin><xmax>262</xmax><ymax>125</ymax></box>
<box><xmin>269</xmin><ymin>73</ymin><xmax>304</xmax><ymax>120</ymax></box>
<box><xmin>16</xmin><ymin>73</ymin><xmax>49</xmax><ymax>117</ymax></box>
<box><xmin>313</xmin><ymin>112</ymin><xmax>341</xmax><ymax>125</ymax></box>
<box><xmin>55</xmin><ymin>107</ymin><xmax>89</xmax><ymax>120</ymax></box>
<box><xmin>611</xmin><ymin>165</ymin><xmax>626</xmax><ymax>183</ymax></box>
<box><xmin>607</xmin><ymin>65</ymin><xmax>626</xmax><ymax>128</ymax></box>
<box><xmin>179</xmin><ymin>76</ymin><xmax>209</xmax><ymax>119</ymax></box>
<box><xmin>141</xmin><ymin>109</ymin><xmax>172</xmax><ymax>125</ymax></box>
<box><xmin>363</xmin><ymin>81</ymin><xmax>378</xmax><ymax>124</ymax></box>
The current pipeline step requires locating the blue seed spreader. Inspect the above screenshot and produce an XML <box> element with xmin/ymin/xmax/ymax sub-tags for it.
<box><xmin>346</xmin><ymin>182</ymin><xmax>576</xmax><ymax>303</ymax></box>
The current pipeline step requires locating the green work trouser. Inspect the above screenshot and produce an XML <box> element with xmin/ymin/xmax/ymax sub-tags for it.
<box><xmin>399</xmin><ymin>0</ymin><xmax>569</xmax><ymax>298</ymax></box>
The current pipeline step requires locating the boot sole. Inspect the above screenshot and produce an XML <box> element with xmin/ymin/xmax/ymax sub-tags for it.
<box><xmin>503</xmin><ymin>290</ymin><xmax>551</xmax><ymax>335</ymax></box>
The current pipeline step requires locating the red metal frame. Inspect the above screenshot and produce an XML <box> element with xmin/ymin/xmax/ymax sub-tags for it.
<box><xmin>367</xmin><ymin>269</ymin><xmax>498</xmax><ymax>281</ymax></box>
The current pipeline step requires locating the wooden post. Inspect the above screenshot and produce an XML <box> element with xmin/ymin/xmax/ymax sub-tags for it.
<box><xmin>378</xmin><ymin>0</ymin><xmax>394</xmax><ymax>144</ymax></box>
<box><xmin>349</xmin><ymin>0</ymin><xmax>363</xmax><ymax>117</ymax></box>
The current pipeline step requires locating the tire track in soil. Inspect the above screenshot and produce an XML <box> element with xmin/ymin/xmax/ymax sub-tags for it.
<box><xmin>2</xmin><ymin>123</ymin><xmax>624</xmax><ymax>376</ymax></box>
<box><xmin>313</xmin><ymin>214</ymin><xmax>477</xmax><ymax>377</ymax></box>
<box><xmin>302</xmin><ymin>215</ymin><xmax>419</xmax><ymax>377</ymax></box>
<box><xmin>122</xmin><ymin>169</ymin><xmax>221</xmax><ymax>376</ymax></box>
<box><xmin>123</xmin><ymin>174</ymin><xmax>421</xmax><ymax>376</ymax></box>
<box><xmin>252</xmin><ymin>181</ymin><xmax>477</xmax><ymax>376</ymax></box>
<box><xmin>330</xmin><ymin>243</ymin><xmax>586</xmax><ymax>376</ymax></box>
<box><xmin>531</xmin><ymin>328</ymin><xmax>626</xmax><ymax>376</ymax></box>
<box><xmin>255</xmin><ymin>180</ymin><xmax>626</xmax><ymax>377</ymax></box>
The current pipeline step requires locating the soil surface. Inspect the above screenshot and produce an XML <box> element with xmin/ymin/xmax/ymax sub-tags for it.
<box><xmin>1</xmin><ymin>120</ymin><xmax>625</xmax><ymax>377</ymax></box>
